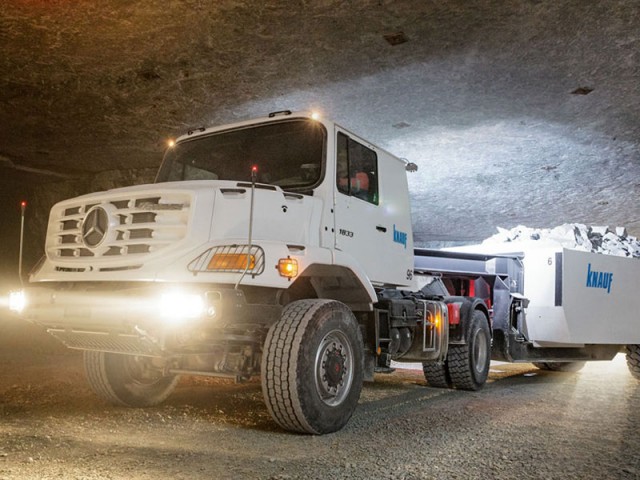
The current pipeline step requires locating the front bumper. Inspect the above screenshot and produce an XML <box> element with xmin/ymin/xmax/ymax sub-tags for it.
<box><xmin>10</xmin><ymin>284</ymin><xmax>271</xmax><ymax>356</ymax></box>
<box><xmin>17</xmin><ymin>284</ymin><xmax>218</xmax><ymax>328</ymax></box>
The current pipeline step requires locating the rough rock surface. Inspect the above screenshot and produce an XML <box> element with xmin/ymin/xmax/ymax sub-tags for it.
<box><xmin>483</xmin><ymin>224</ymin><xmax>640</xmax><ymax>257</ymax></box>
<box><xmin>1</xmin><ymin>0</ymin><xmax>639</xmax><ymax>272</ymax></box>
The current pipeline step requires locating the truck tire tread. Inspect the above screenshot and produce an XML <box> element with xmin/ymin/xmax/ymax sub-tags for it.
<box><xmin>447</xmin><ymin>345</ymin><xmax>475</xmax><ymax>390</ymax></box>
<box><xmin>83</xmin><ymin>351</ymin><xmax>179</xmax><ymax>407</ymax></box>
<box><xmin>261</xmin><ymin>299</ymin><xmax>363</xmax><ymax>434</ymax></box>
<box><xmin>85</xmin><ymin>350</ymin><xmax>125</xmax><ymax>406</ymax></box>
<box><xmin>626</xmin><ymin>345</ymin><xmax>640</xmax><ymax>380</ymax></box>
<box><xmin>422</xmin><ymin>361</ymin><xmax>452</xmax><ymax>388</ymax></box>
<box><xmin>262</xmin><ymin>301</ymin><xmax>309</xmax><ymax>432</ymax></box>
<box><xmin>447</xmin><ymin>310</ymin><xmax>490</xmax><ymax>391</ymax></box>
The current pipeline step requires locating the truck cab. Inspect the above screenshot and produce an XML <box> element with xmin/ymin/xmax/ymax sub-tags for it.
<box><xmin>152</xmin><ymin>110</ymin><xmax>415</xmax><ymax>295</ymax></box>
<box><xmin>34</xmin><ymin>111</ymin><xmax>414</xmax><ymax>302</ymax></box>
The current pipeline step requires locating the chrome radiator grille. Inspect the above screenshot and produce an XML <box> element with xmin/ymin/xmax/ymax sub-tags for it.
<box><xmin>47</xmin><ymin>192</ymin><xmax>191</xmax><ymax>263</ymax></box>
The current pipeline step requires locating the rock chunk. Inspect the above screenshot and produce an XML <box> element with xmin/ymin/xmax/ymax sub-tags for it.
<box><xmin>483</xmin><ymin>224</ymin><xmax>640</xmax><ymax>258</ymax></box>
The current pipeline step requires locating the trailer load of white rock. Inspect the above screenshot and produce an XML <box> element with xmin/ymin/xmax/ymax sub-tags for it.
<box><xmin>482</xmin><ymin>224</ymin><xmax>640</xmax><ymax>258</ymax></box>
<box><xmin>473</xmin><ymin>224</ymin><xmax>640</xmax><ymax>346</ymax></box>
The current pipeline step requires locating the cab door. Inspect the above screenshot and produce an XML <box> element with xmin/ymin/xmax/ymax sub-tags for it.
<box><xmin>333</xmin><ymin>129</ymin><xmax>397</xmax><ymax>285</ymax></box>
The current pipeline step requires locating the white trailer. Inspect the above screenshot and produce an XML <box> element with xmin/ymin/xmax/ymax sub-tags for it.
<box><xmin>414</xmin><ymin>246</ymin><xmax>640</xmax><ymax>375</ymax></box>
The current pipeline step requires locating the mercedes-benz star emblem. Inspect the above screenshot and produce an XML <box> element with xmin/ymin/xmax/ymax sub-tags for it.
<box><xmin>82</xmin><ymin>206</ymin><xmax>109</xmax><ymax>248</ymax></box>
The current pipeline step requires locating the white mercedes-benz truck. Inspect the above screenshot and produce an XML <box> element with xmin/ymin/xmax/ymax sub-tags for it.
<box><xmin>10</xmin><ymin>110</ymin><xmax>640</xmax><ymax>434</ymax></box>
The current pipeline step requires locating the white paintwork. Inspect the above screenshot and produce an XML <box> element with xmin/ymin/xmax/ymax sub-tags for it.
<box><xmin>28</xmin><ymin>112</ymin><xmax>415</xmax><ymax>311</ymax></box>
<box><xmin>521</xmin><ymin>247</ymin><xmax>640</xmax><ymax>345</ymax></box>
<box><xmin>332</xmin><ymin>125</ymin><xmax>414</xmax><ymax>287</ymax></box>
<box><xmin>519</xmin><ymin>246</ymin><xmax>575</xmax><ymax>345</ymax></box>
<box><xmin>448</xmin><ymin>241</ymin><xmax>640</xmax><ymax>346</ymax></box>
<box><xmin>560</xmin><ymin>249</ymin><xmax>638</xmax><ymax>343</ymax></box>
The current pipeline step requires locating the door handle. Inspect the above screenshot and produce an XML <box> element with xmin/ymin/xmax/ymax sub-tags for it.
<box><xmin>376</xmin><ymin>226</ymin><xmax>387</xmax><ymax>233</ymax></box>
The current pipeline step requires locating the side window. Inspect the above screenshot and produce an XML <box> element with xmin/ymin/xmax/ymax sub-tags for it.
<box><xmin>336</xmin><ymin>132</ymin><xmax>379</xmax><ymax>205</ymax></box>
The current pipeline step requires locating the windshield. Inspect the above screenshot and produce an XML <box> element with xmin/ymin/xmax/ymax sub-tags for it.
<box><xmin>156</xmin><ymin>118</ymin><xmax>326</xmax><ymax>190</ymax></box>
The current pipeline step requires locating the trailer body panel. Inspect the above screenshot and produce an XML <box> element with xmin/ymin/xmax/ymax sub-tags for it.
<box><xmin>415</xmin><ymin>245</ymin><xmax>640</xmax><ymax>349</ymax></box>
<box><xmin>559</xmin><ymin>248</ymin><xmax>638</xmax><ymax>344</ymax></box>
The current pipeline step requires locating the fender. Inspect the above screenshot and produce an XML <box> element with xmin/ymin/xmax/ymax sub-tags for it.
<box><xmin>445</xmin><ymin>296</ymin><xmax>491</xmax><ymax>344</ymax></box>
<box><xmin>290</xmin><ymin>249</ymin><xmax>377</xmax><ymax>310</ymax></box>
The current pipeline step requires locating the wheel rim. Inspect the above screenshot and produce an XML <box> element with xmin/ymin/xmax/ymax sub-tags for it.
<box><xmin>472</xmin><ymin>329</ymin><xmax>489</xmax><ymax>375</ymax></box>
<box><xmin>123</xmin><ymin>355</ymin><xmax>164</xmax><ymax>386</ymax></box>
<box><xmin>314</xmin><ymin>329</ymin><xmax>354</xmax><ymax>407</ymax></box>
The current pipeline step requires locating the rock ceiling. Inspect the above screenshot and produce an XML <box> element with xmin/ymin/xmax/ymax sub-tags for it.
<box><xmin>1</xmin><ymin>0</ymin><xmax>638</xmax><ymax>263</ymax></box>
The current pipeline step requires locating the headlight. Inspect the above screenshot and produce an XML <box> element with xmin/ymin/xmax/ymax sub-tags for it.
<box><xmin>158</xmin><ymin>291</ymin><xmax>205</xmax><ymax>322</ymax></box>
<box><xmin>9</xmin><ymin>290</ymin><xmax>27</xmax><ymax>314</ymax></box>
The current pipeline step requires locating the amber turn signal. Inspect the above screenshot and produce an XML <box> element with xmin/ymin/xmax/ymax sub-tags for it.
<box><xmin>277</xmin><ymin>257</ymin><xmax>298</xmax><ymax>279</ymax></box>
<box><xmin>208</xmin><ymin>253</ymin><xmax>255</xmax><ymax>271</ymax></box>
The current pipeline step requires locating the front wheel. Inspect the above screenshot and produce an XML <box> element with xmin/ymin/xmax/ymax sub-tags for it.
<box><xmin>625</xmin><ymin>345</ymin><xmax>640</xmax><ymax>380</ymax></box>
<box><xmin>447</xmin><ymin>309</ymin><xmax>491</xmax><ymax>391</ymax></box>
<box><xmin>261</xmin><ymin>299</ymin><xmax>364</xmax><ymax>434</ymax></box>
<box><xmin>84</xmin><ymin>351</ymin><xmax>179</xmax><ymax>407</ymax></box>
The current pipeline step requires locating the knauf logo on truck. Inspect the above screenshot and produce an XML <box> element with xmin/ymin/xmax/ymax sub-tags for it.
<box><xmin>393</xmin><ymin>225</ymin><xmax>407</xmax><ymax>249</ymax></box>
<box><xmin>585</xmin><ymin>263</ymin><xmax>614</xmax><ymax>294</ymax></box>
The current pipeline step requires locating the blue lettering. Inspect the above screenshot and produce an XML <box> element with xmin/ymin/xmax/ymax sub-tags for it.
<box><xmin>585</xmin><ymin>263</ymin><xmax>614</xmax><ymax>294</ymax></box>
<box><xmin>393</xmin><ymin>224</ymin><xmax>408</xmax><ymax>249</ymax></box>
<box><xmin>608</xmin><ymin>273</ymin><xmax>613</xmax><ymax>294</ymax></box>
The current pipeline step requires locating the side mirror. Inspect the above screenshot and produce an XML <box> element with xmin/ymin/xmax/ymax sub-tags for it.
<box><xmin>405</xmin><ymin>162</ymin><xmax>418</xmax><ymax>172</ymax></box>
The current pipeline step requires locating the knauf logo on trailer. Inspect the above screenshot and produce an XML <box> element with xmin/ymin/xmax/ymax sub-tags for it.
<box><xmin>393</xmin><ymin>225</ymin><xmax>407</xmax><ymax>249</ymax></box>
<box><xmin>585</xmin><ymin>263</ymin><xmax>614</xmax><ymax>294</ymax></box>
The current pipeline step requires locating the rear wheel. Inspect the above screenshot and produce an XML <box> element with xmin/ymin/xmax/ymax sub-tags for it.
<box><xmin>84</xmin><ymin>351</ymin><xmax>179</xmax><ymax>407</ymax></box>
<box><xmin>447</xmin><ymin>309</ymin><xmax>491</xmax><ymax>391</ymax></box>
<box><xmin>261</xmin><ymin>299</ymin><xmax>364</xmax><ymax>434</ymax></box>
<box><xmin>533</xmin><ymin>361</ymin><xmax>586</xmax><ymax>372</ymax></box>
<box><xmin>422</xmin><ymin>361</ymin><xmax>452</xmax><ymax>388</ymax></box>
<box><xmin>625</xmin><ymin>345</ymin><xmax>640</xmax><ymax>380</ymax></box>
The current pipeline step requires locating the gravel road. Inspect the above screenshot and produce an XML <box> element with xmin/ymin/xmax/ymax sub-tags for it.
<box><xmin>1</xmin><ymin>312</ymin><xmax>639</xmax><ymax>480</ymax></box>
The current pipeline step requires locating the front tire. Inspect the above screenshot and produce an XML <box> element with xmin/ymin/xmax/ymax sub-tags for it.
<box><xmin>261</xmin><ymin>299</ymin><xmax>364</xmax><ymax>434</ymax></box>
<box><xmin>84</xmin><ymin>351</ymin><xmax>179</xmax><ymax>407</ymax></box>
<box><xmin>625</xmin><ymin>345</ymin><xmax>640</xmax><ymax>380</ymax></box>
<box><xmin>447</xmin><ymin>309</ymin><xmax>491</xmax><ymax>391</ymax></box>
